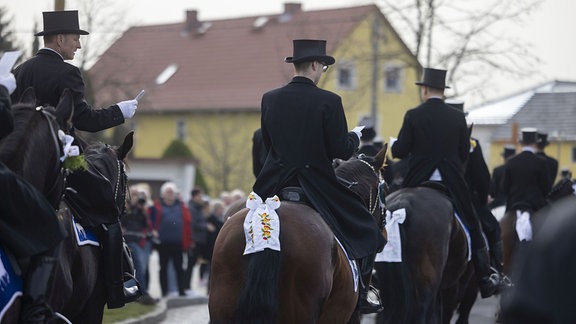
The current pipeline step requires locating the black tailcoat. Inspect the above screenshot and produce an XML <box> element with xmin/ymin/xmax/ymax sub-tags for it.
<box><xmin>12</xmin><ymin>49</ymin><xmax>124</xmax><ymax>132</ymax></box>
<box><xmin>392</xmin><ymin>98</ymin><xmax>485</xmax><ymax>248</ymax></box>
<box><xmin>503</xmin><ymin>150</ymin><xmax>552</xmax><ymax>212</ymax></box>
<box><xmin>253</xmin><ymin>77</ymin><xmax>385</xmax><ymax>260</ymax></box>
<box><xmin>536</xmin><ymin>151</ymin><xmax>558</xmax><ymax>185</ymax></box>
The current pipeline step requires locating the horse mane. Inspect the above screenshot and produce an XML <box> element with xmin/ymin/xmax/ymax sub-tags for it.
<box><xmin>0</xmin><ymin>103</ymin><xmax>33</xmax><ymax>160</ymax></box>
<box><xmin>0</xmin><ymin>103</ymin><xmax>56</xmax><ymax>174</ymax></box>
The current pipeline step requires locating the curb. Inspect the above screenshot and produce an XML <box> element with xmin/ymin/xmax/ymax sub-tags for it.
<box><xmin>117</xmin><ymin>296</ymin><xmax>209</xmax><ymax>324</ymax></box>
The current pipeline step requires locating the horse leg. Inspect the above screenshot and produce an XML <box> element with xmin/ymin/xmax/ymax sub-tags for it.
<box><xmin>455</xmin><ymin>273</ymin><xmax>478</xmax><ymax>324</ymax></box>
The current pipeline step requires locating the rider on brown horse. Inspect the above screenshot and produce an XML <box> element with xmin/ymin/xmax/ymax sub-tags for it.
<box><xmin>252</xmin><ymin>39</ymin><xmax>387</xmax><ymax>314</ymax></box>
<box><xmin>391</xmin><ymin>68</ymin><xmax>501</xmax><ymax>298</ymax></box>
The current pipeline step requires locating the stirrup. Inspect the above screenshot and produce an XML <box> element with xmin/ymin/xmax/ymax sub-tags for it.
<box><xmin>358</xmin><ymin>286</ymin><xmax>384</xmax><ymax>314</ymax></box>
<box><xmin>123</xmin><ymin>272</ymin><xmax>143</xmax><ymax>303</ymax></box>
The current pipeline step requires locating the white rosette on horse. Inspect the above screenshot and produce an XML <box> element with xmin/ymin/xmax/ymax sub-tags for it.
<box><xmin>376</xmin><ymin>208</ymin><xmax>406</xmax><ymax>262</ymax></box>
<box><xmin>515</xmin><ymin>210</ymin><xmax>532</xmax><ymax>242</ymax></box>
<box><xmin>243</xmin><ymin>192</ymin><xmax>281</xmax><ymax>255</ymax></box>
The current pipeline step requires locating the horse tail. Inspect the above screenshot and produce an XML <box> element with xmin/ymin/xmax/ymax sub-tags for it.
<box><xmin>376</xmin><ymin>225</ymin><xmax>414</xmax><ymax>323</ymax></box>
<box><xmin>234</xmin><ymin>248</ymin><xmax>281</xmax><ymax>324</ymax></box>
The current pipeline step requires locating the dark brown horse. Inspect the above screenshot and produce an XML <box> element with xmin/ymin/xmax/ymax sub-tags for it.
<box><xmin>374</xmin><ymin>186</ymin><xmax>469</xmax><ymax>324</ymax></box>
<box><xmin>0</xmin><ymin>89</ymin><xmax>133</xmax><ymax>323</ymax></box>
<box><xmin>209</xmin><ymin>148</ymin><xmax>387</xmax><ymax>324</ymax></box>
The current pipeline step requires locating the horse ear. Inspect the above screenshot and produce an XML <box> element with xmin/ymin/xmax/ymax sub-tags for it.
<box><xmin>17</xmin><ymin>87</ymin><xmax>36</xmax><ymax>105</ymax></box>
<box><xmin>55</xmin><ymin>89</ymin><xmax>75</xmax><ymax>132</ymax></box>
<box><xmin>374</xmin><ymin>143</ymin><xmax>388</xmax><ymax>171</ymax></box>
<box><xmin>116</xmin><ymin>131</ymin><xmax>134</xmax><ymax>160</ymax></box>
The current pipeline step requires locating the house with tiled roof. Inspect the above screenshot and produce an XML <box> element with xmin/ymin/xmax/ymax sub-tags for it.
<box><xmin>467</xmin><ymin>80</ymin><xmax>576</xmax><ymax>180</ymax></box>
<box><xmin>88</xmin><ymin>3</ymin><xmax>422</xmax><ymax>197</ymax></box>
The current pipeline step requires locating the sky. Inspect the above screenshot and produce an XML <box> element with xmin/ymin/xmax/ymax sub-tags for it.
<box><xmin>3</xmin><ymin>0</ymin><xmax>576</xmax><ymax>106</ymax></box>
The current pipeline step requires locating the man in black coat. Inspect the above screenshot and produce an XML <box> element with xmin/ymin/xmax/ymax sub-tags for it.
<box><xmin>536</xmin><ymin>132</ymin><xmax>559</xmax><ymax>186</ymax></box>
<box><xmin>488</xmin><ymin>146</ymin><xmax>516</xmax><ymax>210</ymax></box>
<box><xmin>11</xmin><ymin>10</ymin><xmax>140</xmax><ymax>308</ymax></box>
<box><xmin>503</xmin><ymin>128</ymin><xmax>552</xmax><ymax>213</ymax></box>
<box><xmin>0</xmin><ymin>73</ymin><xmax>67</xmax><ymax>323</ymax></box>
<box><xmin>253</xmin><ymin>39</ymin><xmax>386</xmax><ymax>314</ymax></box>
<box><xmin>391</xmin><ymin>68</ymin><xmax>500</xmax><ymax>298</ymax></box>
<box><xmin>11</xmin><ymin>10</ymin><xmax>138</xmax><ymax>132</ymax></box>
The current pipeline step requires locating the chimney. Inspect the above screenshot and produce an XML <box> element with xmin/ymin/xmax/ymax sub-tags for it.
<box><xmin>283</xmin><ymin>3</ymin><xmax>302</xmax><ymax>15</ymax></box>
<box><xmin>279</xmin><ymin>3</ymin><xmax>302</xmax><ymax>23</ymax></box>
<box><xmin>185</xmin><ymin>10</ymin><xmax>200</xmax><ymax>30</ymax></box>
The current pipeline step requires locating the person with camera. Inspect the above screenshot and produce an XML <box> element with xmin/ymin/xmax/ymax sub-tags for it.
<box><xmin>121</xmin><ymin>184</ymin><xmax>157</xmax><ymax>304</ymax></box>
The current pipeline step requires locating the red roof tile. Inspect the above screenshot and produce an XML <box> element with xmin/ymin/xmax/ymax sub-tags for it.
<box><xmin>89</xmin><ymin>4</ymin><xmax>377</xmax><ymax>112</ymax></box>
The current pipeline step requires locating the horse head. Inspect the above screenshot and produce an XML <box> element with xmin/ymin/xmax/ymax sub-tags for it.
<box><xmin>335</xmin><ymin>143</ymin><xmax>389</xmax><ymax>227</ymax></box>
<box><xmin>64</xmin><ymin>131</ymin><xmax>134</xmax><ymax>225</ymax></box>
<box><xmin>0</xmin><ymin>88</ymin><xmax>74</xmax><ymax>206</ymax></box>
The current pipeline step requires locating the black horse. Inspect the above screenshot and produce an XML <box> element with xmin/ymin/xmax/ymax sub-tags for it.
<box><xmin>375</xmin><ymin>186</ymin><xmax>469</xmax><ymax>324</ymax></box>
<box><xmin>0</xmin><ymin>89</ymin><xmax>134</xmax><ymax>323</ymax></box>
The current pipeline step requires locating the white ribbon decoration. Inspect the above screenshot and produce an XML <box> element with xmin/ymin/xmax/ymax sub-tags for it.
<box><xmin>376</xmin><ymin>208</ymin><xmax>406</xmax><ymax>262</ymax></box>
<box><xmin>515</xmin><ymin>210</ymin><xmax>533</xmax><ymax>242</ymax></box>
<box><xmin>243</xmin><ymin>192</ymin><xmax>281</xmax><ymax>255</ymax></box>
<box><xmin>59</xmin><ymin>131</ymin><xmax>80</xmax><ymax>162</ymax></box>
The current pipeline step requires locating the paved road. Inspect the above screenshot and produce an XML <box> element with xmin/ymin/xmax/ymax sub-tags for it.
<box><xmin>158</xmin><ymin>293</ymin><xmax>500</xmax><ymax>324</ymax></box>
<box><xmin>147</xmin><ymin>251</ymin><xmax>501</xmax><ymax>323</ymax></box>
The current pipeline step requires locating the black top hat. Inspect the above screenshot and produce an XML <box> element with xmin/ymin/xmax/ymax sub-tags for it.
<box><xmin>285</xmin><ymin>39</ymin><xmax>335</xmax><ymax>65</ymax></box>
<box><xmin>501</xmin><ymin>145</ymin><xmax>516</xmax><ymax>158</ymax></box>
<box><xmin>520</xmin><ymin>127</ymin><xmax>538</xmax><ymax>145</ymax></box>
<box><xmin>415</xmin><ymin>68</ymin><xmax>451</xmax><ymax>89</ymax></box>
<box><xmin>537</xmin><ymin>132</ymin><xmax>549</xmax><ymax>147</ymax></box>
<box><xmin>35</xmin><ymin>10</ymin><xmax>89</xmax><ymax>36</ymax></box>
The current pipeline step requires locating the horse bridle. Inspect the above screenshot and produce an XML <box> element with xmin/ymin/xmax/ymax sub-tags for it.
<box><xmin>38</xmin><ymin>106</ymin><xmax>67</xmax><ymax>207</ymax></box>
<box><xmin>356</xmin><ymin>158</ymin><xmax>386</xmax><ymax>217</ymax></box>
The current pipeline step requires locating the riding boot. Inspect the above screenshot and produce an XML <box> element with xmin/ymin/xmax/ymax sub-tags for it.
<box><xmin>490</xmin><ymin>240</ymin><xmax>513</xmax><ymax>292</ymax></box>
<box><xmin>472</xmin><ymin>247</ymin><xmax>500</xmax><ymax>298</ymax></box>
<box><xmin>103</xmin><ymin>222</ymin><xmax>142</xmax><ymax>309</ymax></box>
<box><xmin>356</xmin><ymin>254</ymin><xmax>384</xmax><ymax>314</ymax></box>
<box><xmin>19</xmin><ymin>254</ymin><xmax>57</xmax><ymax>324</ymax></box>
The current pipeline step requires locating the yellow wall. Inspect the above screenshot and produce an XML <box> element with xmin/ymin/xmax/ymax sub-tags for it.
<box><xmin>326</xmin><ymin>12</ymin><xmax>421</xmax><ymax>145</ymax></box>
<box><xmin>130</xmin><ymin>12</ymin><xmax>422</xmax><ymax>197</ymax></box>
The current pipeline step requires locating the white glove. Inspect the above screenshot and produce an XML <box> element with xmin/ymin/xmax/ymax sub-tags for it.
<box><xmin>0</xmin><ymin>73</ymin><xmax>16</xmax><ymax>95</ymax></box>
<box><xmin>351</xmin><ymin>126</ymin><xmax>365</xmax><ymax>140</ymax></box>
<box><xmin>117</xmin><ymin>99</ymin><xmax>138</xmax><ymax>119</ymax></box>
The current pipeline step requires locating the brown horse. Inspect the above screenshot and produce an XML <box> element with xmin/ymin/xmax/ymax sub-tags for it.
<box><xmin>209</xmin><ymin>148</ymin><xmax>387</xmax><ymax>324</ymax></box>
<box><xmin>374</xmin><ymin>185</ymin><xmax>469</xmax><ymax>324</ymax></box>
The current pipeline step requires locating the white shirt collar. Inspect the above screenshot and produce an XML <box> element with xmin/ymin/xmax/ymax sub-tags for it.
<box><xmin>522</xmin><ymin>146</ymin><xmax>536</xmax><ymax>153</ymax></box>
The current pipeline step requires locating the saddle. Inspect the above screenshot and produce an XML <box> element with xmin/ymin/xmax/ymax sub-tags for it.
<box><xmin>279</xmin><ymin>187</ymin><xmax>311</xmax><ymax>205</ymax></box>
<box><xmin>419</xmin><ymin>180</ymin><xmax>449</xmax><ymax>196</ymax></box>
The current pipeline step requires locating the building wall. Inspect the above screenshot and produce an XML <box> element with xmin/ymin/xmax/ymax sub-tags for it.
<box><xmin>128</xmin><ymin>11</ymin><xmax>422</xmax><ymax>197</ymax></box>
<box><xmin>326</xmin><ymin>11</ymin><xmax>421</xmax><ymax>144</ymax></box>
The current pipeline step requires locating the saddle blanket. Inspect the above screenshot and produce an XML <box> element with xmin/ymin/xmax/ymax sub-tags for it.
<box><xmin>72</xmin><ymin>218</ymin><xmax>100</xmax><ymax>247</ymax></box>
<box><xmin>335</xmin><ymin>237</ymin><xmax>359</xmax><ymax>292</ymax></box>
<box><xmin>0</xmin><ymin>247</ymin><xmax>23</xmax><ymax>322</ymax></box>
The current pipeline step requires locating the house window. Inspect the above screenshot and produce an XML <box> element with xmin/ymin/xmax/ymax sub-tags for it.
<box><xmin>177</xmin><ymin>119</ymin><xmax>186</xmax><ymax>140</ymax></box>
<box><xmin>337</xmin><ymin>62</ymin><xmax>356</xmax><ymax>90</ymax></box>
<box><xmin>384</xmin><ymin>64</ymin><xmax>403</xmax><ymax>93</ymax></box>
<box><xmin>572</xmin><ymin>146</ymin><xmax>576</xmax><ymax>162</ymax></box>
